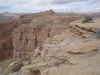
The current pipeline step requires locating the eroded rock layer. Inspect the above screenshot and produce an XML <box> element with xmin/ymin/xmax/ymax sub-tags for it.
<box><xmin>1</xmin><ymin>10</ymin><xmax>100</xmax><ymax>75</ymax></box>
<box><xmin>0</xmin><ymin>21</ymin><xmax>21</xmax><ymax>62</ymax></box>
<box><xmin>13</xmin><ymin>13</ymin><xmax>80</xmax><ymax>58</ymax></box>
<box><xmin>18</xmin><ymin>19</ymin><xmax>100</xmax><ymax>75</ymax></box>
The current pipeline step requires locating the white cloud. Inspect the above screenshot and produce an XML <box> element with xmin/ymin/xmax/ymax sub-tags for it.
<box><xmin>95</xmin><ymin>7</ymin><xmax>100</xmax><ymax>11</ymax></box>
<box><xmin>89</xmin><ymin>0</ymin><xmax>100</xmax><ymax>3</ymax></box>
<box><xmin>0</xmin><ymin>0</ymin><xmax>100</xmax><ymax>13</ymax></box>
<box><xmin>51</xmin><ymin>0</ymin><xmax>88</xmax><ymax>4</ymax></box>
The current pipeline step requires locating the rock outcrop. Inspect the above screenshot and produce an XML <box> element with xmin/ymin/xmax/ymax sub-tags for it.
<box><xmin>2</xmin><ymin>10</ymin><xmax>81</xmax><ymax>61</ymax></box>
<box><xmin>13</xmin><ymin>13</ymin><xmax>80</xmax><ymax>58</ymax></box>
<box><xmin>3</xmin><ymin>61</ymin><xmax>22</xmax><ymax>75</ymax></box>
<box><xmin>0</xmin><ymin>12</ymin><xmax>33</xmax><ymax>62</ymax></box>
<box><xmin>0</xmin><ymin>58</ymin><xmax>20</xmax><ymax>74</ymax></box>
<box><xmin>2</xmin><ymin>10</ymin><xmax>100</xmax><ymax>75</ymax></box>
<box><xmin>9</xmin><ymin>18</ymin><xmax>100</xmax><ymax>75</ymax></box>
<box><xmin>0</xmin><ymin>21</ymin><xmax>21</xmax><ymax>62</ymax></box>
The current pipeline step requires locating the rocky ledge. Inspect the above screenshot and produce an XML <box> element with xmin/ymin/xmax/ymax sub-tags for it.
<box><xmin>1</xmin><ymin>10</ymin><xmax>100</xmax><ymax>75</ymax></box>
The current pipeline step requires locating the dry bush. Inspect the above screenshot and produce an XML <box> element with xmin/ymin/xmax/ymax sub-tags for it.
<box><xmin>95</xmin><ymin>29</ymin><xmax>100</xmax><ymax>38</ymax></box>
<box><xmin>54</xmin><ymin>62</ymin><xmax>61</xmax><ymax>67</ymax></box>
<box><xmin>82</xmin><ymin>16</ymin><xmax>93</xmax><ymax>23</ymax></box>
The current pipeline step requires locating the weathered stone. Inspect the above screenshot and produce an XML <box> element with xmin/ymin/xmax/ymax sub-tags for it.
<box><xmin>3</xmin><ymin>61</ymin><xmax>22</xmax><ymax>75</ymax></box>
<box><xmin>67</xmin><ymin>42</ymin><xmax>97</xmax><ymax>54</ymax></box>
<box><xmin>2</xmin><ymin>11</ymin><xmax>100</xmax><ymax>75</ymax></box>
<box><xmin>11</xmin><ymin>10</ymin><xmax>81</xmax><ymax>58</ymax></box>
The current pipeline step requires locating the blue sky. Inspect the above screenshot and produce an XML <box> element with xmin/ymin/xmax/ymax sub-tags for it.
<box><xmin>0</xmin><ymin>0</ymin><xmax>100</xmax><ymax>13</ymax></box>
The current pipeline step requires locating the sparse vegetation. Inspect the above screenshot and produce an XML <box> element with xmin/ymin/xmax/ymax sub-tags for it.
<box><xmin>82</xmin><ymin>16</ymin><xmax>93</xmax><ymax>23</ymax></box>
<box><xmin>62</xmin><ymin>59</ymin><xmax>66</xmax><ymax>63</ymax></box>
<box><xmin>54</xmin><ymin>62</ymin><xmax>61</xmax><ymax>67</ymax></box>
<box><xmin>95</xmin><ymin>29</ymin><xmax>100</xmax><ymax>38</ymax></box>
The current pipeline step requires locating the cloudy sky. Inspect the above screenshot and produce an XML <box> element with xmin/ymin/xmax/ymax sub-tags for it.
<box><xmin>0</xmin><ymin>0</ymin><xmax>100</xmax><ymax>13</ymax></box>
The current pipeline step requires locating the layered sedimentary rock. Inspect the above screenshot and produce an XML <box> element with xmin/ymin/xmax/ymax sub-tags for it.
<box><xmin>3</xmin><ymin>18</ymin><xmax>99</xmax><ymax>75</ymax></box>
<box><xmin>0</xmin><ymin>21</ymin><xmax>21</xmax><ymax>62</ymax></box>
<box><xmin>2</xmin><ymin>10</ymin><xmax>100</xmax><ymax>75</ymax></box>
<box><xmin>13</xmin><ymin>12</ymin><xmax>80</xmax><ymax>58</ymax></box>
<box><xmin>1</xmin><ymin>12</ymin><xmax>100</xmax><ymax>75</ymax></box>
<box><xmin>0</xmin><ymin>12</ymin><xmax>33</xmax><ymax>62</ymax></box>
<box><xmin>0</xmin><ymin>10</ymin><xmax>59</xmax><ymax>62</ymax></box>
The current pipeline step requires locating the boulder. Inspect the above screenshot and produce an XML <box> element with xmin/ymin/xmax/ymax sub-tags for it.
<box><xmin>3</xmin><ymin>61</ymin><xmax>22</xmax><ymax>75</ymax></box>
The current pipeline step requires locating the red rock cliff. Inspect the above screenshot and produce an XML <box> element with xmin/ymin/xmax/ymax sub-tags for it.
<box><xmin>0</xmin><ymin>21</ymin><xmax>21</xmax><ymax>62</ymax></box>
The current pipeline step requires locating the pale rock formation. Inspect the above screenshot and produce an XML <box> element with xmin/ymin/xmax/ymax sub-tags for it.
<box><xmin>13</xmin><ymin>13</ymin><xmax>79</xmax><ymax>58</ymax></box>
<box><xmin>16</xmin><ymin>19</ymin><xmax>100</xmax><ymax>75</ymax></box>
<box><xmin>2</xmin><ymin>12</ymin><xmax>100</xmax><ymax>75</ymax></box>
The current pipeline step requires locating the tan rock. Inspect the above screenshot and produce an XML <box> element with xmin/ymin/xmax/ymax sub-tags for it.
<box><xmin>67</xmin><ymin>42</ymin><xmax>97</xmax><ymax>54</ymax></box>
<box><xmin>12</xmin><ymin>12</ymin><xmax>80</xmax><ymax>58</ymax></box>
<box><xmin>7</xmin><ymin>12</ymin><xmax>100</xmax><ymax>75</ymax></box>
<box><xmin>8</xmin><ymin>71</ymin><xmax>32</xmax><ymax>75</ymax></box>
<box><xmin>69</xmin><ymin>18</ymin><xmax>100</xmax><ymax>38</ymax></box>
<box><xmin>3</xmin><ymin>61</ymin><xmax>22</xmax><ymax>75</ymax></box>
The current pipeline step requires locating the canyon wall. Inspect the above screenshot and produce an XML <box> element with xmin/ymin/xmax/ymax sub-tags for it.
<box><xmin>0</xmin><ymin>12</ymin><xmax>34</xmax><ymax>62</ymax></box>
<box><xmin>3</xmin><ymin>18</ymin><xmax>100</xmax><ymax>75</ymax></box>
<box><xmin>0</xmin><ymin>21</ymin><xmax>21</xmax><ymax>62</ymax></box>
<box><xmin>1</xmin><ymin>10</ymin><xmax>100</xmax><ymax>75</ymax></box>
<box><xmin>12</xmin><ymin>12</ymin><xmax>80</xmax><ymax>58</ymax></box>
<box><xmin>0</xmin><ymin>10</ymin><xmax>80</xmax><ymax>62</ymax></box>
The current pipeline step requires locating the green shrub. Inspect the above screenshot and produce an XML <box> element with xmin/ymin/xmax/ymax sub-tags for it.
<box><xmin>82</xmin><ymin>16</ymin><xmax>93</xmax><ymax>23</ymax></box>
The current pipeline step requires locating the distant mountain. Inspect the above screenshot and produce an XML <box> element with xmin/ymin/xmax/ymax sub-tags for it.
<box><xmin>60</xmin><ymin>12</ymin><xmax>100</xmax><ymax>18</ymax></box>
<box><xmin>0</xmin><ymin>12</ymin><xmax>20</xmax><ymax>23</ymax></box>
<box><xmin>69</xmin><ymin>12</ymin><xmax>100</xmax><ymax>18</ymax></box>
